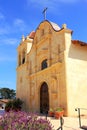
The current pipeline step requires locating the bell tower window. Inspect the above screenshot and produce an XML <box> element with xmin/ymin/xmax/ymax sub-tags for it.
<box><xmin>22</xmin><ymin>51</ymin><xmax>25</xmax><ymax>64</ymax></box>
<box><xmin>22</xmin><ymin>57</ymin><xmax>25</xmax><ymax>64</ymax></box>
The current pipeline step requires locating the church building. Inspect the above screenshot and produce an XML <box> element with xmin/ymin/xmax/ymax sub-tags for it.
<box><xmin>16</xmin><ymin>20</ymin><xmax>87</xmax><ymax>116</ymax></box>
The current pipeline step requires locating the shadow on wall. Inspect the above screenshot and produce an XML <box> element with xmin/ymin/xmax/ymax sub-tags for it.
<box><xmin>68</xmin><ymin>43</ymin><xmax>87</xmax><ymax>61</ymax></box>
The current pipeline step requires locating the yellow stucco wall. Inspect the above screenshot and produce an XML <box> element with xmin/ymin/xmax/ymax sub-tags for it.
<box><xmin>65</xmin><ymin>37</ymin><xmax>87</xmax><ymax>116</ymax></box>
<box><xmin>16</xmin><ymin>20</ymin><xmax>87</xmax><ymax>116</ymax></box>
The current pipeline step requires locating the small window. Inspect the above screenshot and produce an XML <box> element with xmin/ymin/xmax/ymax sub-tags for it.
<box><xmin>41</xmin><ymin>59</ymin><xmax>47</xmax><ymax>70</ymax></box>
<box><xmin>22</xmin><ymin>57</ymin><xmax>25</xmax><ymax>64</ymax></box>
<box><xmin>22</xmin><ymin>51</ymin><xmax>25</xmax><ymax>64</ymax></box>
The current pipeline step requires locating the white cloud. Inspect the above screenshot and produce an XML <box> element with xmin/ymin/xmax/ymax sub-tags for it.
<box><xmin>27</xmin><ymin>0</ymin><xmax>80</xmax><ymax>7</ymax></box>
<box><xmin>0</xmin><ymin>18</ymin><xmax>27</xmax><ymax>46</ymax></box>
<box><xmin>26</xmin><ymin>0</ymin><xmax>81</xmax><ymax>13</ymax></box>
<box><xmin>0</xmin><ymin>25</ymin><xmax>11</xmax><ymax>35</ymax></box>
<box><xmin>58</xmin><ymin>0</ymin><xmax>79</xmax><ymax>3</ymax></box>
<box><xmin>14</xmin><ymin>18</ymin><xmax>26</xmax><ymax>31</ymax></box>
<box><xmin>0</xmin><ymin>81</ymin><xmax>14</xmax><ymax>87</ymax></box>
<box><xmin>26</xmin><ymin>0</ymin><xmax>87</xmax><ymax>14</ymax></box>
<box><xmin>0</xmin><ymin>18</ymin><xmax>27</xmax><ymax>36</ymax></box>
<box><xmin>0</xmin><ymin>38</ymin><xmax>18</xmax><ymax>45</ymax></box>
<box><xmin>0</xmin><ymin>55</ymin><xmax>16</xmax><ymax>62</ymax></box>
<box><xmin>14</xmin><ymin>19</ymin><xmax>24</xmax><ymax>26</ymax></box>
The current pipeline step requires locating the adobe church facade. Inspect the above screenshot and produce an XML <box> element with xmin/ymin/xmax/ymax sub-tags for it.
<box><xmin>16</xmin><ymin>20</ymin><xmax>87</xmax><ymax>116</ymax></box>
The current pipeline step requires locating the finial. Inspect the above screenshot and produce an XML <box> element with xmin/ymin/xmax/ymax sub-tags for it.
<box><xmin>26</xmin><ymin>35</ymin><xmax>29</xmax><ymax>40</ymax></box>
<box><xmin>42</xmin><ymin>7</ymin><xmax>48</xmax><ymax>20</ymax></box>
<box><xmin>62</xmin><ymin>24</ymin><xmax>67</xmax><ymax>29</ymax></box>
<box><xmin>22</xmin><ymin>35</ymin><xmax>25</xmax><ymax>41</ymax></box>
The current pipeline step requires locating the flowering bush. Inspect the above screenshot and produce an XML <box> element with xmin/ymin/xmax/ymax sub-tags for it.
<box><xmin>0</xmin><ymin>111</ymin><xmax>54</xmax><ymax>130</ymax></box>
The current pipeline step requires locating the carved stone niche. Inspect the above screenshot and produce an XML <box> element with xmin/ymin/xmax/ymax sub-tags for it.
<box><xmin>51</xmin><ymin>78</ymin><xmax>57</xmax><ymax>93</ymax></box>
<box><xmin>52</xmin><ymin>93</ymin><xmax>57</xmax><ymax>99</ymax></box>
<box><xmin>41</xmin><ymin>29</ymin><xmax>44</xmax><ymax>36</ymax></box>
<box><xmin>31</xmin><ymin>86</ymin><xmax>35</xmax><ymax>97</ymax></box>
<box><xmin>52</xmin><ymin>93</ymin><xmax>58</xmax><ymax>108</ymax></box>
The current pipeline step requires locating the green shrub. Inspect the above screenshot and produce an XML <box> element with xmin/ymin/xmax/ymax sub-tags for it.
<box><xmin>5</xmin><ymin>98</ymin><xmax>23</xmax><ymax>112</ymax></box>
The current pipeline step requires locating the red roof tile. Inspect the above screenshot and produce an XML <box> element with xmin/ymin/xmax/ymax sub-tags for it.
<box><xmin>28</xmin><ymin>31</ymin><xmax>35</xmax><ymax>39</ymax></box>
<box><xmin>72</xmin><ymin>40</ymin><xmax>87</xmax><ymax>46</ymax></box>
<box><xmin>0</xmin><ymin>99</ymin><xmax>9</xmax><ymax>103</ymax></box>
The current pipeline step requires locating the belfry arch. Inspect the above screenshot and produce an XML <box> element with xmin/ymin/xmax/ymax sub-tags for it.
<box><xmin>40</xmin><ymin>82</ymin><xmax>49</xmax><ymax>113</ymax></box>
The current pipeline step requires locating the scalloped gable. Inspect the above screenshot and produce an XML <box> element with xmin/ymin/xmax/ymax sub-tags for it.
<box><xmin>35</xmin><ymin>20</ymin><xmax>61</xmax><ymax>32</ymax></box>
<box><xmin>50</xmin><ymin>21</ymin><xmax>61</xmax><ymax>31</ymax></box>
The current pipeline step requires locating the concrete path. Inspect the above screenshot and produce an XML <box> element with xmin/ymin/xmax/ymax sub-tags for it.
<box><xmin>41</xmin><ymin>116</ymin><xmax>87</xmax><ymax>130</ymax></box>
<box><xmin>0</xmin><ymin>110</ymin><xmax>87</xmax><ymax>130</ymax></box>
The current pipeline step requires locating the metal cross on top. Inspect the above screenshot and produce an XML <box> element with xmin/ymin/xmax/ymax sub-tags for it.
<box><xmin>42</xmin><ymin>7</ymin><xmax>48</xmax><ymax>20</ymax></box>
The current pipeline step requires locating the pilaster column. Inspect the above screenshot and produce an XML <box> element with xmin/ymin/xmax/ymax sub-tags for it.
<box><xmin>48</xmin><ymin>37</ymin><xmax>51</xmax><ymax>66</ymax></box>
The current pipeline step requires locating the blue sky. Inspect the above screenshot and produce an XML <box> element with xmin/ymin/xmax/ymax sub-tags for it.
<box><xmin>0</xmin><ymin>0</ymin><xmax>87</xmax><ymax>90</ymax></box>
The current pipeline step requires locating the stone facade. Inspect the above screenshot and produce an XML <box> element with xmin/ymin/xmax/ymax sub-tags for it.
<box><xmin>16</xmin><ymin>20</ymin><xmax>87</xmax><ymax>116</ymax></box>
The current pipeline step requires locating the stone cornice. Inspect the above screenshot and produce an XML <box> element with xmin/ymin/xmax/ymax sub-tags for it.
<box><xmin>27</xmin><ymin>62</ymin><xmax>62</xmax><ymax>79</ymax></box>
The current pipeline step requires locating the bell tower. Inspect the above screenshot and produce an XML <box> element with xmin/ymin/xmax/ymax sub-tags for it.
<box><xmin>16</xmin><ymin>31</ymin><xmax>35</xmax><ymax>108</ymax></box>
<box><xmin>17</xmin><ymin>32</ymin><xmax>35</xmax><ymax>67</ymax></box>
<box><xmin>17</xmin><ymin>35</ymin><xmax>26</xmax><ymax>66</ymax></box>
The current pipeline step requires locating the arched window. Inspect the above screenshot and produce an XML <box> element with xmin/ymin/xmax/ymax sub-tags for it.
<box><xmin>22</xmin><ymin>51</ymin><xmax>25</xmax><ymax>64</ymax></box>
<box><xmin>41</xmin><ymin>59</ymin><xmax>47</xmax><ymax>70</ymax></box>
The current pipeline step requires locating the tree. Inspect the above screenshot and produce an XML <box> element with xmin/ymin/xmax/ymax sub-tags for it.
<box><xmin>0</xmin><ymin>87</ymin><xmax>16</xmax><ymax>99</ymax></box>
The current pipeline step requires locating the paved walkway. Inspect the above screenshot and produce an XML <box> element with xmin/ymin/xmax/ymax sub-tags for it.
<box><xmin>41</xmin><ymin>116</ymin><xmax>87</xmax><ymax>130</ymax></box>
<box><xmin>0</xmin><ymin>110</ymin><xmax>87</xmax><ymax>130</ymax></box>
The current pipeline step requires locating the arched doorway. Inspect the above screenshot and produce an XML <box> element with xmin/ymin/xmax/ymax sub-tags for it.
<box><xmin>40</xmin><ymin>82</ymin><xmax>49</xmax><ymax>114</ymax></box>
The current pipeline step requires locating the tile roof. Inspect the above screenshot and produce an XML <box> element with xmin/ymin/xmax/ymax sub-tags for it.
<box><xmin>72</xmin><ymin>40</ymin><xmax>87</xmax><ymax>46</ymax></box>
<box><xmin>50</xmin><ymin>21</ymin><xmax>61</xmax><ymax>31</ymax></box>
<box><xmin>28</xmin><ymin>31</ymin><xmax>35</xmax><ymax>39</ymax></box>
<box><xmin>0</xmin><ymin>99</ymin><xmax>9</xmax><ymax>103</ymax></box>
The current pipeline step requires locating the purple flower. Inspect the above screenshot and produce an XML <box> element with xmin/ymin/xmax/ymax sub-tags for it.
<box><xmin>0</xmin><ymin>111</ymin><xmax>53</xmax><ymax>130</ymax></box>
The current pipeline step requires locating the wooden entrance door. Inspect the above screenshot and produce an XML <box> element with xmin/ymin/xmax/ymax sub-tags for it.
<box><xmin>40</xmin><ymin>82</ymin><xmax>49</xmax><ymax>114</ymax></box>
